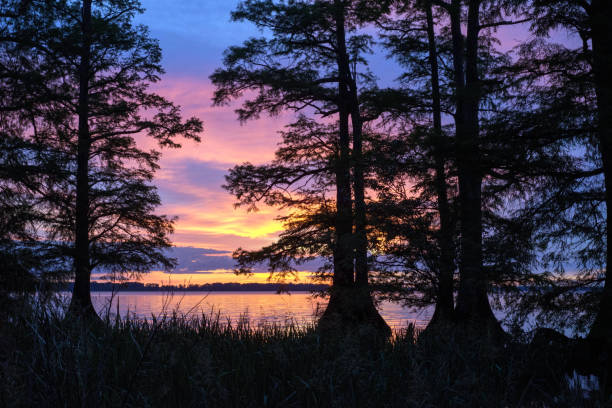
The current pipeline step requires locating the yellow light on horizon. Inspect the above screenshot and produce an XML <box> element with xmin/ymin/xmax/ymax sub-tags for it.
<box><xmin>177</xmin><ymin>220</ymin><xmax>284</xmax><ymax>240</ymax></box>
<box><xmin>113</xmin><ymin>270</ymin><xmax>319</xmax><ymax>286</ymax></box>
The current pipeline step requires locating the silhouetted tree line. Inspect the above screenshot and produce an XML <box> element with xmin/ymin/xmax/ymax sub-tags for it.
<box><xmin>1</xmin><ymin>0</ymin><xmax>611</xmax><ymax>396</ymax></box>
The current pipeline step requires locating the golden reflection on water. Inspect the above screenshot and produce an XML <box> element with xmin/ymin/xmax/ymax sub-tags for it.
<box><xmin>89</xmin><ymin>291</ymin><xmax>433</xmax><ymax>329</ymax></box>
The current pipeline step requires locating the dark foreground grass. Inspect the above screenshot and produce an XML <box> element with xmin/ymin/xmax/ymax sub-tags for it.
<box><xmin>0</xmin><ymin>300</ymin><xmax>607</xmax><ymax>407</ymax></box>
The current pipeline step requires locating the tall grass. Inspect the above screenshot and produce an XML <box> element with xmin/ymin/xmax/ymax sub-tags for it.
<box><xmin>0</xmin><ymin>297</ymin><xmax>606</xmax><ymax>407</ymax></box>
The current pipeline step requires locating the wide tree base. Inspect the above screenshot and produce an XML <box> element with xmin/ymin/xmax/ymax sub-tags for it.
<box><xmin>66</xmin><ymin>297</ymin><xmax>103</xmax><ymax>326</ymax></box>
<box><xmin>317</xmin><ymin>286</ymin><xmax>391</xmax><ymax>340</ymax></box>
<box><xmin>420</xmin><ymin>302</ymin><xmax>455</xmax><ymax>338</ymax></box>
<box><xmin>453</xmin><ymin>296</ymin><xmax>507</xmax><ymax>342</ymax></box>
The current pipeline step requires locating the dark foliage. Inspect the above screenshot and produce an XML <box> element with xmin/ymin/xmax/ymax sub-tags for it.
<box><xmin>0</xmin><ymin>0</ymin><xmax>203</xmax><ymax>317</ymax></box>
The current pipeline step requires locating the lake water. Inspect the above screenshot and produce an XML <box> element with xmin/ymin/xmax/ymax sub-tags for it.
<box><xmin>82</xmin><ymin>291</ymin><xmax>433</xmax><ymax>329</ymax></box>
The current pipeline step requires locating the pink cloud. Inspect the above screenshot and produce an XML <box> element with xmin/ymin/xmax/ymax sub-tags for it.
<box><xmin>128</xmin><ymin>75</ymin><xmax>300</xmax><ymax>252</ymax></box>
<box><xmin>142</xmin><ymin>77</ymin><xmax>296</xmax><ymax>166</ymax></box>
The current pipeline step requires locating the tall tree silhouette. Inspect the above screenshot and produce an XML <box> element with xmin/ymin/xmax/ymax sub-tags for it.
<box><xmin>3</xmin><ymin>0</ymin><xmax>203</xmax><ymax>319</ymax></box>
<box><xmin>376</xmin><ymin>0</ymin><xmax>457</xmax><ymax>327</ymax></box>
<box><xmin>71</xmin><ymin>0</ymin><xmax>201</xmax><ymax>318</ymax></box>
<box><xmin>373</xmin><ymin>0</ymin><xmax>530</xmax><ymax>333</ymax></box>
<box><xmin>551</xmin><ymin>0</ymin><xmax>612</xmax><ymax>367</ymax></box>
<box><xmin>418</xmin><ymin>0</ymin><xmax>529</xmax><ymax>334</ymax></box>
<box><xmin>0</xmin><ymin>0</ymin><xmax>68</xmax><ymax>301</ymax></box>
<box><xmin>501</xmin><ymin>0</ymin><xmax>612</xmax><ymax>390</ymax></box>
<box><xmin>1</xmin><ymin>1</ymin><xmax>36</xmax><ymax>293</ymax></box>
<box><xmin>445</xmin><ymin>0</ymin><xmax>493</xmax><ymax>331</ymax></box>
<box><xmin>213</xmin><ymin>0</ymin><xmax>391</xmax><ymax>335</ymax></box>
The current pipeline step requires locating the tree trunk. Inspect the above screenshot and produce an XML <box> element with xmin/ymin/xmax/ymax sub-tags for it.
<box><xmin>347</xmin><ymin>37</ymin><xmax>390</xmax><ymax>338</ymax></box>
<box><xmin>448</xmin><ymin>0</ymin><xmax>500</xmax><ymax>333</ymax></box>
<box><xmin>350</xmin><ymin>92</ymin><xmax>368</xmax><ymax>289</ymax></box>
<box><xmin>348</xmin><ymin>85</ymin><xmax>389</xmax><ymax>335</ymax></box>
<box><xmin>319</xmin><ymin>0</ymin><xmax>389</xmax><ymax>337</ymax></box>
<box><xmin>587</xmin><ymin>0</ymin><xmax>612</xmax><ymax>393</ymax></box>
<box><xmin>319</xmin><ymin>0</ymin><xmax>356</xmax><ymax>332</ymax></box>
<box><xmin>68</xmin><ymin>0</ymin><xmax>97</xmax><ymax>320</ymax></box>
<box><xmin>424</xmin><ymin>1</ymin><xmax>455</xmax><ymax>326</ymax></box>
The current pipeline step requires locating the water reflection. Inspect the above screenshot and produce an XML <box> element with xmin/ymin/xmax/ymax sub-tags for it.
<box><xmin>87</xmin><ymin>291</ymin><xmax>433</xmax><ymax>329</ymax></box>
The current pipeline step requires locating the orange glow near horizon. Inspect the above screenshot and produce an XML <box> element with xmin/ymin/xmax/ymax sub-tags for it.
<box><xmin>102</xmin><ymin>270</ymin><xmax>319</xmax><ymax>286</ymax></box>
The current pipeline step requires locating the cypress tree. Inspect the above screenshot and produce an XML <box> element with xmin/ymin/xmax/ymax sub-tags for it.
<box><xmin>213</xmin><ymin>0</ymin><xmax>391</xmax><ymax>335</ymax></box>
<box><xmin>2</xmin><ymin>0</ymin><xmax>203</xmax><ymax>319</ymax></box>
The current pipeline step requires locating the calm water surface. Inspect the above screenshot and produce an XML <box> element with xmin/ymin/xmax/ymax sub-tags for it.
<box><xmin>83</xmin><ymin>291</ymin><xmax>433</xmax><ymax>329</ymax></box>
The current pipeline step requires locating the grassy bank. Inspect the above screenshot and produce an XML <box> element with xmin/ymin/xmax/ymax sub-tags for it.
<box><xmin>0</xmin><ymin>300</ymin><xmax>605</xmax><ymax>407</ymax></box>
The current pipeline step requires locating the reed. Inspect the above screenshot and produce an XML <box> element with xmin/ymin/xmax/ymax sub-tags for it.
<box><xmin>0</xmin><ymin>298</ymin><xmax>604</xmax><ymax>407</ymax></box>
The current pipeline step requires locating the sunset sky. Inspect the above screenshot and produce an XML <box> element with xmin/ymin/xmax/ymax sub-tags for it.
<box><xmin>135</xmin><ymin>1</ymin><xmax>290</xmax><ymax>253</ymax></box>
<box><xmin>119</xmin><ymin>1</ymin><xmax>570</xmax><ymax>284</ymax></box>
<box><xmin>115</xmin><ymin>1</ymin><xmax>316</xmax><ymax>283</ymax></box>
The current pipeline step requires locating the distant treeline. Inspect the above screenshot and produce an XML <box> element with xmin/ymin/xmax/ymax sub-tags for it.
<box><xmin>51</xmin><ymin>281</ymin><xmax>592</xmax><ymax>294</ymax></box>
<box><xmin>59</xmin><ymin>281</ymin><xmax>329</xmax><ymax>292</ymax></box>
